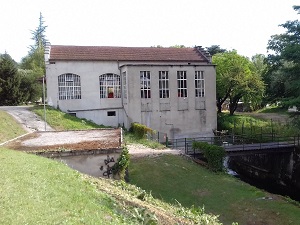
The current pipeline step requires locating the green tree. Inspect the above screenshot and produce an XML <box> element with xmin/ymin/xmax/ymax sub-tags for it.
<box><xmin>266</xmin><ymin>6</ymin><xmax>300</xmax><ymax>108</ymax></box>
<box><xmin>206</xmin><ymin>45</ymin><xmax>227</xmax><ymax>56</ymax></box>
<box><xmin>213</xmin><ymin>51</ymin><xmax>265</xmax><ymax>115</ymax></box>
<box><xmin>19</xmin><ymin>12</ymin><xmax>46</xmax><ymax>103</ymax></box>
<box><xmin>20</xmin><ymin>12</ymin><xmax>47</xmax><ymax>73</ymax></box>
<box><xmin>0</xmin><ymin>53</ymin><xmax>24</xmax><ymax>105</ymax></box>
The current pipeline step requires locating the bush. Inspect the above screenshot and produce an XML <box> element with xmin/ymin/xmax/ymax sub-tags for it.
<box><xmin>130</xmin><ymin>123</ymin><xmax>153</xmax><ymax>139</ymax></box>
<box><xmin>192</xmin><ymin>141</ymin><xmax>225</xmax><ymax>172</ymax></box>
<box><xmin>112</xmin><ymin>146</ymin><xmax>130</xmax><ymax>180</ymax></box>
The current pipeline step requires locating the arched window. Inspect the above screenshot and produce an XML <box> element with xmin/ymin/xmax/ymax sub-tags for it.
<box><xmin>99</xmin><ymin>73</ymin><xmax>121</xmax><ymax>98</ymax></box>
<box><xmin>58</xmin><ymin>73</ymin><xmax>81</xmax><ymax>100</ymax></box>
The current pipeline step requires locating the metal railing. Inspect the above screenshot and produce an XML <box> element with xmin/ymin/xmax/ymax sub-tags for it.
<box><xmin>167</xmin><ymin>134</ymin><xmax>300</xmax><ymax>155</ymax></box>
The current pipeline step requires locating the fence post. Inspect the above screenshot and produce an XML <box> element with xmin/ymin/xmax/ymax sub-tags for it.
<box><xmin>185</xmin><ymin>138</ymin><xmax>187</xmax><ymax>154</ymax></box>
<box><xmin>157</xmin><ymin>132</ymin><xmax>159</xmax><ymax>143</ymax></box>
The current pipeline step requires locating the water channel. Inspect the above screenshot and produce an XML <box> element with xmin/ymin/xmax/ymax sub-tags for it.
<box><xmin>226</xmin><ymin>151</ymin><xmax>300</xmax><ymax>201</ymax></box>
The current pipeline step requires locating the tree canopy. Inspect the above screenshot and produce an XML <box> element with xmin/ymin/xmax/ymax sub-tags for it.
<box><xmin>213</xmin><ymin>51</ymin><xmax>265</xmax><ymax>115</ymax></box>
<box><xmin>0</xmin><ymin>53</ymin><xmax>24</xmax><ymax>105</ymax></box>
<box><xmin>206</xmin><ymin>45</ymin><xmax>227</xmax><ymax>56</ymax></box>
<box><xmin>266</xmin><ymin>6</ymin><xmax>300</xmax><ymax>108</ymax></box>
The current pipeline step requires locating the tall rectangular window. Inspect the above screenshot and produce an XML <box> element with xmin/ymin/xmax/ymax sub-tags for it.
<box><xmin>177</xmin><ymin>71</ymin><xmax>187</xmax><ymax>97</ymax></box>
<box><xmin>195</xmin><ymin>71</ymin><xmax>205</xmax><ymax>97</ymax></box>
<box><xmin>140</xmin><ymin>71</ymin><xmax>151</xmax><ymax>98</ymax></box>
<box><xmin>122</xmin><ymin>72</ymin><xmax>127</xmax><ymax>99</ymax></box>
<box><xmin>159</xmin><ymin>71</ymin><xmax>169</xmax><ymax>98</ymax></box>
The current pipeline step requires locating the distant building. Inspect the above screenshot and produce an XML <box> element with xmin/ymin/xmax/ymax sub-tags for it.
<box><xmin>45</xmin><ymin>44</ymin><xmax>217</xmax><ymax>139</ymax></box>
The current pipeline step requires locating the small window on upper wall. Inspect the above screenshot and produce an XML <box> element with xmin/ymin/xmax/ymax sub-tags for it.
<box><xmin>107</xmin><ymin>111</ymin><xmax>116</xmax><ymax>116</ymax></box>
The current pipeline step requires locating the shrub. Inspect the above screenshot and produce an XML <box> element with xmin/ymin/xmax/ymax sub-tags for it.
<box><xmin>192</xmin><ymin>141</ymin><xmax>225</xmax><ymax>172</ymax></box>
<box><xmin>112</xmin><ymin>146</ymin><xmax>130</xmax><ymax>180</ymax></box>
<box><xmin>130</xmin><ymin>123</ymin><xmax>153</xmax><ymax>139</ymax></box>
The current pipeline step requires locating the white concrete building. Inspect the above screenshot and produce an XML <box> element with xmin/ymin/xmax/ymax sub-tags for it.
<box><xmin>45</xmin><ymin>44</ymin><xmax>217</xmax><ymax>139</ymax></box>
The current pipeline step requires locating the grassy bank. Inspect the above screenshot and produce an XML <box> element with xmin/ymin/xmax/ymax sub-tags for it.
<box><xmin>32</xmin><ymin>105</ymin><xmax>108</xmax><ymax>130</ymax></box>
<box><xmin>218</xmin><ymin>113</ymin><xmax>299</xmax><ymax>138</ymax></box>
<box><xmin>129</xmin><ymin>155</ymin><xmax>300</xmax><ymax>225</ymax></box>
<box><xmin>0</xmin><ymin>148</ymin><xmax>128</xmax><ymax>224</ymax></box>
<box><xmin>0</xmin><ymin>148</ymin><xmax>222</xmax><ymax>224</ymax></box>
<box><xmin>0</xmin><ymin>110</ymin><xmax>26</xmax><ymax>143</ymax></box>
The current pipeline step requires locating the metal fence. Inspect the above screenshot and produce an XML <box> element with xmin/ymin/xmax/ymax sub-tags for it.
<box><xmin>167</xmin><ymin>134</ymin><xmax>300</xmax><ymax>155</ymax></box>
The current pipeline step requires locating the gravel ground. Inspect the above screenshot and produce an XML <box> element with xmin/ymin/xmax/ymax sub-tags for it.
<box><xmin>1</xmin><ymin>106</ymin><xmax>181</xmax><ymax>156</ymax></box>
<box><xmin>127</xmin><ymin>143</ymin><xmax>182</xmax><ymax>158</ymax></box>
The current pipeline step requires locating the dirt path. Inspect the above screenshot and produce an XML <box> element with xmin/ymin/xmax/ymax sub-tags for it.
<box><xmin>127</xmin><ymin>143</ymin><xmax>182</xmax><ymax>158</ymax></box>
<box><xmin>0</xmin><ymin>106</ymin><xmax>54</xmax><ymax>132</ymax></box>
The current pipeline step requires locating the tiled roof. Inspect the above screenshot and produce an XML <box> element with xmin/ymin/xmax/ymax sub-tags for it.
<box><xmin>49</xmin><ymin>45</ymin><xmax>209</xmax><ymax>62</ymax></box>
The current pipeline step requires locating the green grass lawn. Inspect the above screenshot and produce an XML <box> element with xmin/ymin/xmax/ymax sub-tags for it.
<box><xmin>0</xmin><ymin>148</ymin><xmax>130</xmax><ymax>224</ymax></box>
<box><xmin>0</xmin><ymin>110</ymin><xmax>26</xmax><ymax>143</ymax></box>
<box><xmin>129</xmin><ymin>155</ymin><xmax>300</xmax><ymax>225</ymax></box>
<box><xmin>32</xmin><ymin>105</ymin><xmax>108</xmax><ymax>130</ymax></box>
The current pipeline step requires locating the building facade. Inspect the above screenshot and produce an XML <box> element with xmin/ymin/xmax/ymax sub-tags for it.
<box><xmin>45</xmin><ymin>44</ymin><xmax>217</xmax><ymax>139</ymax></box>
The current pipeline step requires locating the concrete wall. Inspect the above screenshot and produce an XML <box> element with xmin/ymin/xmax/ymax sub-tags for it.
<box><xmin>122</xmin><ymin>64</ymin><xmax>217</xmax><ymax>138</ymax></box>
<box><xmin>46</xmin><ymin>60</ymin><xmax>217</xmax><ymax>137</ymax></box>
<box><xmin>46</xmin><ymin>61</ymin><xmax>123</xmax><ymax>127</ymax></box>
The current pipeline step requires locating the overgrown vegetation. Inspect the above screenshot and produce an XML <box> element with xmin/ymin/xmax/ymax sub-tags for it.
<box><xmin>130</xmin><ymin>122</ymin><xmax>154</xmax><ymax>139</ymax></box>
<box><xmin>192</xmin><ymin>142</ymin><xmax>225</xmax><ymax>172</ymax></box>
<box><xmin>32</xmin><ymin>105</ymin><xmax>108</xmax><ymax>130</ymax></box>
<box><xmin>130</xmin><ymin>154</ymin><xmax>300</xmax><ymax>225</ymax></box>
<box><xmin>217</xmin><ymin>112</ymin><xmax>300</xmax><ymax>139</ymax></box>
<box><xmin>124</xmin><ymin>132</ymin><xmax>166</xmax><ymax>149</ymax></box>
<box><xmin>0</xmin><ymin>110</ymin><xmax>26</xmax><ymax>143</ymax></box>
<box><xmin>112</xmin><ymin>146</ymin><xmax>130</xmax><ymax>180</ymax></box>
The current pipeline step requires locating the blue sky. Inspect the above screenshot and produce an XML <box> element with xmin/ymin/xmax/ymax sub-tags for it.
<box><xmin>1</xmin><ymin>0</ymin><xmax>299</xmax><ymax>62</ymax></box>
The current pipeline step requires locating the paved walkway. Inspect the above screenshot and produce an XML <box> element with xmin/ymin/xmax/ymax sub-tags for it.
<box><xmin>0</xmin><ymin>106</ymin><xmax>54</xmax><ymax>132</ymax></box>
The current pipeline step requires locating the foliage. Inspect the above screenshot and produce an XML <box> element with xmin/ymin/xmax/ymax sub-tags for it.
<box><xmin>130</xmin><ymin>154</ymin><xmax>300</xmax><ymax>225</ymax></box>
<box><xmin>130</xmin><ymin>122</ymin><xmax>154</xmax><ymax>139</ymax></box>
<box><xmin>192</xmin><ymin>142</ymin><xmax>225</xmax><ymax>172</ymax></box>
<box><xmin>266</xmin><ymin>6</ymin><xmax>300</xmax><ymax>108</ymax></box>
<box><xmin>205</xmin><ymin>45</ymin><xmax>227</xmax><ymax>56</ymax></box>
<box><xmin>0</xmin><ymin>110</ymin><xmax>26</xmax><ymax>143</ymax></box>
<box><xmin>32</xmin><ymin>105</ymin><xmax>108</xmax><ymax>130</ymax></box>
<box><xmin>217</xmin><ymin>113</ymin><xmax>300</xmax><ymax>140</ymax></box>
<box><xmin>124</xmin><ymin>132</ymin><xmax>166</xmax><ymax>149</ymax></box>
<box><xmin>112</xmin><ymin>146</ymin><xmax>130</xmax><ymax>180</ymax></box>
<box><xmin>18</xmin><ymin>69</ymin><xmax>43</xmax><ymax>103</ymax></box>
<box><xmin>213</xmin><ymin>51</ymin><xmax>265</xmax><ymax>115</ymax></box>
<box><xmin>0</xmin><ymin>53</ymin><xmax>24</xmax><ymax>105</ymax></box>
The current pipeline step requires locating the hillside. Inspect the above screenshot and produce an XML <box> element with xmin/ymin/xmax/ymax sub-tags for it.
<box><xmin>0</xmin><ymin>147</ymin><xmax>221</xmax><ymax>224</ymax></box>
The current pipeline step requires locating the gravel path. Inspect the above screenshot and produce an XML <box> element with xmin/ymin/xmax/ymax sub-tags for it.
<box><xmin>127</xmin><ymin>143</ymin><xmax>182</xmax><ymax>158</ymax></box>
<box><xmin>0</xmin><ymin>106</ymin><xmax>54</xmax><ymax>132</ymax></box>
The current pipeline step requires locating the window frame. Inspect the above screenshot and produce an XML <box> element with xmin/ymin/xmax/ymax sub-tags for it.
<box><xmin>195</xmin><ymin>71</ymin><xmax>205</xmax><ymax>97</ymax></box>
<box><xmin>140</xmin><ymin>71</ymin><xmax>151</xmax><ymax>99</ymax></box>
<box><xmin>122</xmin><ymin>71</ymin><xmax>127</xmax><ymax>99</ymax></box>
<box><xmin>159</xmin><ymin>71</ymin><xmax>170</xmax><ymax>98</ymax></box>
<box><xmin>99</xmin><ymin>73</ymin><xmax>121</xmax><ymax>99</ymax></box>
<box><xmin>177</xmin><ymin>71</ymin><xmax>187</xmax><ymax>98</ymax></box>
<box><xmin>58</xmin><ymin>73</ymin><xmax>81</xmax><ymax>100</ymax></box>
